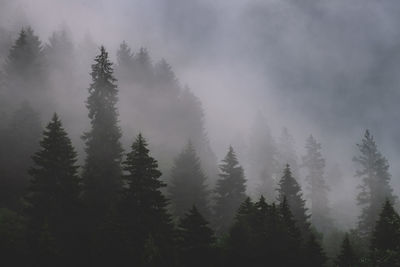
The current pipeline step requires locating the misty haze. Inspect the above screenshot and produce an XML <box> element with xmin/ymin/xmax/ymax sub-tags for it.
<box><xmin>0</xmin><ymin>0</ymin><xmax>400</xmax><ymax>266</ymax></box>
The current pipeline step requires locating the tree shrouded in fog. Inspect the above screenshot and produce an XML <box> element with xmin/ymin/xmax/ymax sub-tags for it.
<box><xmin>302</xmin><ymin>135</ymin><xmax>332</xmax><ymax>233</ymax></box>
<box><xmin>168</xmin><ymin>141</ymin><xmax>210</xmax><ymax>219</ymax></box>
<box><xmin>3</xmin><ymin>27</ymin><xmax>49</xmax><ymax>114</ymax></box>
<box><xmin>353</xmin><ymin>130</ymin><xmax>396</xmax><ymax>238</ymax></box>
<box><xmin>247</xmin><ymin>112</ymin><xmax>279</xmax><ymax>202</ymax></box>
<box><xmin>119</xmin><ymin>133</ymin><xmax>175</xmax><ymax>266</ymax></box>
<box><xmin>277</xmin><ymin>164</ymin><xmax>310</xmax><ymax>239</ymax></box>
<box><xmin>214</xmin><ymin>146</ymin><xmax>246</xmax><ymax>235</ymax></box>
<box><xmin>25</xmin><ymin>114</ymin><xmax>82</xmax><ymax>266</ymax></box>
<box><xmin>82</xmin><ymin>46</ymin><xmax>123</xmax><ymax>215</ymax></box>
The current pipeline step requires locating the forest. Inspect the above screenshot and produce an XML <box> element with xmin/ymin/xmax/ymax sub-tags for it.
<box><xmin>2</xmin><ymin>1</ymin><xmax>400</xmax><ymax>267</ymax></box>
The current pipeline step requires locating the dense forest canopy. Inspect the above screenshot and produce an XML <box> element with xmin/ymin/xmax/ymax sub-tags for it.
<box><xmin>1</xmin><ymin>0</ymin><xmax>400</xmax><ymax>266</ymax></box>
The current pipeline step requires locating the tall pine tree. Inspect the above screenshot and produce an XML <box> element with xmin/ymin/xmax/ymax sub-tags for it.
<box><xmin>277</xmin><ymin>164</ymin><xmax>310</xmax><ymax>239</ymax></box>
<box><xmin>214</xmin><ymin>146</ymin><xmax>246</xmax><ymax>235</ymax></box>
<box><xmin>25</xmin><ymin>114</ymin><xmax>82</xmax><ymax>266</ymax></box>
<box><xmin>168</xmin><ymin>141</ymin><xmax>210</xmax><ymax>219</ymax></box>
<box><xmin>353</xmin><ymin>130</ymin><xmax>396</xmax><ymax>237</ymax></box>
<box><xmin>119</xmin><ymin>133</ymin><xmax>175</xmax><ymax>266</ymax></box>
<box><xmin>82</xmin><ymin>46</ymin><xmax>123</xmax><ymax>216</ymax></box>
<box><xmin>302</xmin><ymin>135</ymin><xmax>332</xmax><ymax>233</ymax></box>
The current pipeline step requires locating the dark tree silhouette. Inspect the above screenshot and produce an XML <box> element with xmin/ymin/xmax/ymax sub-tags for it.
<box><xmin>214</xmin><ymin>146</ymin><xmax>246</xmax><ymax>235</ymax></box>
<box><xmin>169</xmin><ymin>142</ymin><xmax>210</xmax><ymax>219</ymax></box>
<box><xmin>82</xmin><ymin>46</ymin><xmax>123</xmax><ymax>216</ymax></box>
<box><xmin>277</xmin><ymin>164</ymin><xmax>310</xmax><ymax>239</ymax></box>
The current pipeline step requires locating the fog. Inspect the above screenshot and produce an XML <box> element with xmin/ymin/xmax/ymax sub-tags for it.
<box><xmin>1</xmin><ymin>0</ymin><xmax>400</xmax><ymax>230</ymax></box>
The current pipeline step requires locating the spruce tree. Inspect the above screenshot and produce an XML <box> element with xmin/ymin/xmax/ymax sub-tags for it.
<box><xmin>168</xmin><ymin>142</ymin><xmax>210</xmax><ymax>219</ymax></box>
<box><xmin>120</xmin><ymin>133</ymin><xmax>175</xmax><ymax>266</ymax></box>
<box><xmin>302</xmin><ymin>135</ymin><xmax>332</xmax><ymax>233</ymax></box>
<box><xmin>214</xmin><ymin>146</ymin><xmax>247</xmax><ymax>235</ymax></box>
<box><xmin>277</xmin><ymin>164</ymin><xmax>310</xmax><ymax>239</ymax></box>
<box><xmin>336</xmin><ymin>234</ymin><xmax>358</xmax><ymax>267</ymax></box>
<box><xmin>353</xmin><ymin>130</ymin><xmax>396</xmax><ymax>237</ymax></box>
<box><xmin>82</xmin><ymin>46</ymin><xmax>123</xmax><ymax>215</ymax></box>
<box><xmin>4</xmin><ymin>27</ymin><xmax>48</xmax><ymax>113</ymax></box>
<box><xmin>115</xmin><ymin>41</ymin><xmax>135</xmax><ymax>81</ymax></box>
<box><xmin>177</xmin><ymin>205</ymin><xmax>215</xmax><ymax>267</ymax></box>
<box><xmin>25</xmin><ymin>114</ymin><xmax>82</xmax><ymax>266</ymax></box>
<box><xmin>370</xmin><ymin>200</ymin><xmax>400</xmax><ymax>265</ymax></box>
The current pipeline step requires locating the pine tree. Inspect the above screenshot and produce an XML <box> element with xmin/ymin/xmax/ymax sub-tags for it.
<box><xmin>168</xmin><ymin>142</ymin><xmax>210</xmax><ymax>219</ymax></box>
<box><xmin>353</xmin><ymin>130</ymin><xmax>396</xmax><ymax>237</ymax></box>
<box><xmin>120</xmin><ymin>133</ymin><xmax>175</xmax><ymax>266</ymax></box>
<box><xmin>25</xmin><ymin>114</ymin><xmax>82</xmax><ymax>266</ymax></box>
<box><xmin>4</xmin><ymin>27</ymin><xmax>48</xmax><ymax>113</ymax></box>
<box><xmin>115</xmin><ymin>41</ymin><xmax>135</xmax><ymax>81</ymax></box>
<box><xmin>177</xmin><ymin>206</ymin><xmax>215</xmax><ymax>267</ymax></box>
<box><xmin>336</xmin><ymin>234</ymin><xmax>358</xmax><ymax>267</ymax></box>
<box><xmin>304</xmin><ymin>232</ymin><xmax>327</xmax><ymax>267</ymax></box>
<box><xmin>82</xmin><ymin>46</ymin><xmax>123</xmax><ymax>215</ymax></box>
<box><xmin>214</xmin><ymin>146</ymin><xmax>247</xmax><ymax>235</ymax></box>
<box><xmin>133</xmin><ymin>47</ymin><xmax>153</xmax><ymax>85</ymax></box>
<box><xmin>248</xmin><ymin>112</ymin><xmax>279</xmax><ymax>202</ymax></box>
<box><xmin>277</xmin><ymin>164</ymin><xmax>310</xmax><ymax>239</ymax></box>
<box><xmin>178</xmin><ymin>87</ymin><xmax>218</xmax><ymax>184</ymax></box>
<box><xmin>370</xmin><ymin>200</ymin><xmax>400</xmax><ymax>266</ymax></box>
<box><xmin>302</xmin><ymin>135</ymin><xmax>332</xmax><ymax>233</ymax></box>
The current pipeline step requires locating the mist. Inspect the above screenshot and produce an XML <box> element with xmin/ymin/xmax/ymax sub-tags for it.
<box><xmin>1</xmin><ymin>0</ymin><xmax>400</xmax><ymax>265</ymax></box>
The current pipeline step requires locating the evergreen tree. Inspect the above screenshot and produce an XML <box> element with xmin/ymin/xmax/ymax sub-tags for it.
<box><xmin>302</xmin><ymin>134</ymin><xmax>332</xmax><ymax>233</ymax></box>
<box><xmin>115</xmin><ymin>41</ymin><xmax>135</xmax><ymax>81</ymax></box>
<box><xmin>247</xmin><ymin>112</ymin><xmax>279</xmax><ymax>202</ymax></box>
<box><xmin>214</xmin><ymin>146</ymin><xmax>247</xmax><ymax>235</ymax></box>
<box><xmin>336</xmin><ymin>234</ymin><xmax>358</xmax><ymax>267</ymax></box>
<box><xmin>82</xmin><ymin>46</ymin><xmax>123</xmax><ymax>215</ymax></box>
<box><xmin>168</xmin><ymin>141</ymin><xmax>210</xmax><ymax>219</ymax></box>
<box><xmin>25</xmin><ymin>114</ymin><xmax>82</xmax><ymax>266</ymax></box>
<box><xmin>370</xmin><ymin>200</ymin><xmax>400</xmax><ymax>266</ymax></box>
<box><xmin>277</xmin><ymin>164</ymin><xmax>310</xmax><ymax>239</ymax></box>
<box><xmin>154</xmin><ymin>58</ymin><xmax>181</xmax><ymax>97</ymax></box>
<box><xmin>119</xmin><ymin>133</ymin><xmax>175</xmax><ymax>266</ymax></box>
<box><xmin>178</xmin><ymin>87</ymin><xmax>218</xmax><ymax>184</ymax></box>
<box><xmin>304</xmin><ymin>232</ymin><xmax>327</xmax><ymax>267</ymax></box>
<box><xmin>44</xmin><ymin>27</ymin><xmax>74</xmax><ymax>70</ymax></box>
<box><xmin>177</xmin><ymin>205</ymin><xmax>215</xmax><ymax>267</ymax></box>
<box><xmin>353</xmin><ymin>130</ymin><xmax>396</xmax><ymax>237</ymax></box>
<box><xmin>4</xmin><ymin>27</ymin><xmax>49</xmax><ymax>113</ymax></box>
<box><xmin>133</xmin><ymin>47</ymin><xmax>153</xmax><ymax>85</ymax></box>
